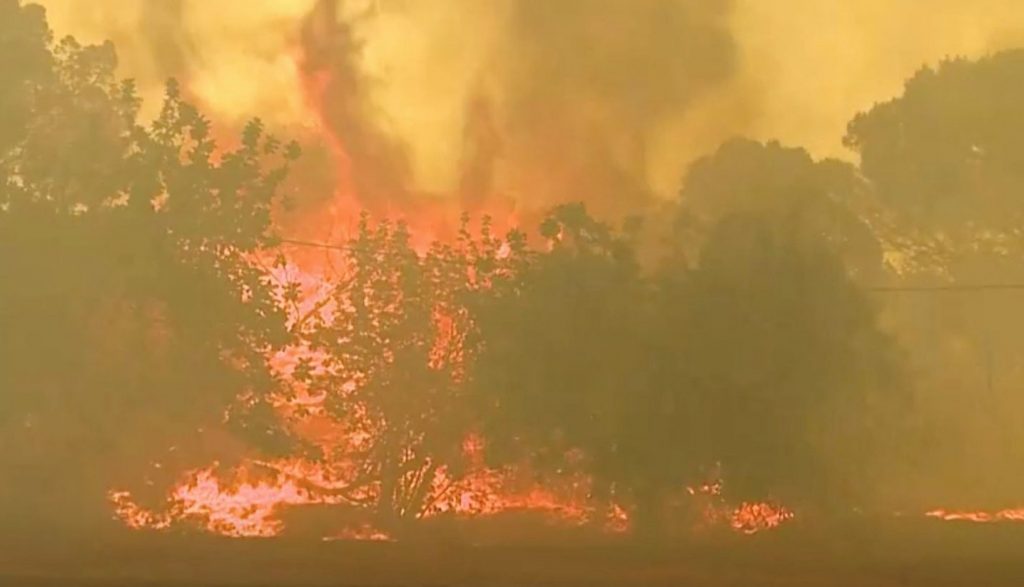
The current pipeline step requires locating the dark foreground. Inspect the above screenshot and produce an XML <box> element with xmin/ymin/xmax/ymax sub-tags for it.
<box><xmin>3</xmin><ymin>518</ymin><xmax>1024</xmax><ymax>587</ymax></box>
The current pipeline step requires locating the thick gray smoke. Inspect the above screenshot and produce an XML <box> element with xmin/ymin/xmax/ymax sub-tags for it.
<box><xmin>466</xmin><ymin>0</ymin><xmax>737</xmax><ymax>217</ymax></box>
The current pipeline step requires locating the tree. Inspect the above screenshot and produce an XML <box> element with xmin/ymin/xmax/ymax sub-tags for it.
<box><xmin>679</xmin><ymin>138</ymin><xmax>882</xmax><ymax>280</ymax></box>
<box><xmin>0</xmin><ymin>0</ymin><xmax>298</xmax><ymax>532</ymax></box>
<box><xmin>846</xmin><ymin>50</ymin><xmax>1024</xmax><ymax>233</ymax></box>
<box><xmin>468</xmin><ymin>202</ymin><xmax>904</xmax><ymax>536</ymax></box>
<box><xmin>302</xmin><ymin>213</ymin><xmax>527</xmax><ymax>533</ymax></box>
<box><xmin>674</xmin><ymin>213</ymin><xmax>903</xmax><ymax>511</ymax></box>
<box><xmin>673</xmin><ymin>138</ymin><xmax>906</xmax><ymax>509</ymax></box>
<box><xmin>466</xmin><ymin>204</ymin><xmax>700</xmax><ymax>536</ymax></box>
<box><xmin>845</xmin><ymin>49</ymin><xmax>1024</xmax><ymax>507</ymax></box>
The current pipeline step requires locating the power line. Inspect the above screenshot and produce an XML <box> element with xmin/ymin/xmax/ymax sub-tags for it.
<box><xmin>866</xmin><ymin>284</ymin><xmax>1024</xmax><ymax>293</ymax></box>
<box><xmin>278</xmin><ymin>238</ymin><xmax>348</xmax><ymax>252</ymax></box>
<box><xmin>277</xmin><ymin>237</ymin><xmax>1024</xmax><ymax>293</ymax></box>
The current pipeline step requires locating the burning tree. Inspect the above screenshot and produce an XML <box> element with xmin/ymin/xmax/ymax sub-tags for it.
<box><xmin>281</xmin><ymin>214</ymin><xmax>529</xmax><ymax>534</ymax></box>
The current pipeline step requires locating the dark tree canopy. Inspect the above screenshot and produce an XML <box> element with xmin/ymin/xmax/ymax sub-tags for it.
<box><xmin>467</xmin><ymin>203</ymin><xmax>902</xmax><ymax>533</ymax></box>
<box><xmin>468</xmin><ymin>205</ymin><xmax>667</xmax><ymax>496</ymax></box>
<box><xmin>846</xmin><ymin>50</ymin><xmax>1024</xmax><ymax>231</ymax></box>
<box><xmin>680</xmin><ymin>138</ymin><xmax>882</xmax><ymax>279</ymax></box>
<box><xmin>678</xmin><ymin>213</ymin><xmax>903</xmax><ymax>507</ymax></box>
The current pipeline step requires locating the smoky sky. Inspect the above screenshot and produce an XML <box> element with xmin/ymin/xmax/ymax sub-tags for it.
<box><xmin>35</xmin><ymin>0</ymin><xmax>1024</xmax><ymax>204</ymax></box>
<box><xmin>31</xmin><ymin>0</ymin><xmax>738</xmax><ymax>221</ymax></box>
<box><xmin>470</xmin><ymin>0</ymin><xmax>737</xmax><ymax>217</ymax></box>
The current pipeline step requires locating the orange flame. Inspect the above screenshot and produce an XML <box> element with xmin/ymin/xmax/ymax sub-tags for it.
<box><xmin>925</xmin><ymin>507</ymin><xmax>1024</xmax><ymax>523</ymax></box>
<box><xmin>111</xmin><ymin>452</ymin><xmax>629</xmax><ymax>539</ymax></box>
<box><xmin>111</xmin><ymin>463</ymin><xmax>350</xmax><ymax>538</ymax></box>
<box><xmin>730</xmin><ymin>502</ymin><xmax>797</xmax><ymax>534</ymax></box>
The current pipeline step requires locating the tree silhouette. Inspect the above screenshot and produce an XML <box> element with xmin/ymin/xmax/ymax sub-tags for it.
<box><xmin>846</xmin><ymin>50</ymin><xmax>1024</xmax><ymax>233</ymax></box>
<box><xmin>0</xmin><ymin>1</ymin><xmax>298</xmax><ymax>531</ymax></box>
<box><xmin>675</xmin><ymin>213</ymin><xmax>903</xmax><ymax>510</ymax></box>
<box><xmin>672</xmin><ymin>138</ymin><xmax>906</xmax><ymax>510</ymax></box>
<box><xmin>679</xmin><ymin>138</ymin><xmax>882</xmax><ymax>280</ymax></box>
<box><xmin>467</xmin><ymin>205</ymin><xmax>691</xmax><ymax>536</ymax></box>
<box><xmin>467</xmin><ymin>202</ymin><xmax>903</xmax><ymax>535</ymax></box>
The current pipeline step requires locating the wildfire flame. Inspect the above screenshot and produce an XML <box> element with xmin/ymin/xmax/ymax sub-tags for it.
<box><xmin>925</xmin><ymin>508</ymin><xmax>1024</xmax><ymax>523</ymax></box>
<box><xmin>730</xmin><ymin>502</ymin><xmax>797</xmax><ymax>534</ymax></box>
<box><xmin>110</xmin><ymin>452</ymin><xmax>632</xmax><ymax>539</ymax></box>
<box><xmin>111</xmin><ymin>457</ymin><xmax>793</xmax><ymax>539</ymax></box>
<box><xmin>105</xmin><ymin>9</ymin><xmax>798</xmax><ymax>543</ymax></box>
<box><xmin>110</xmin><ymin>464</ymin><xmax>347</xmax><ymax>538</ymax></box>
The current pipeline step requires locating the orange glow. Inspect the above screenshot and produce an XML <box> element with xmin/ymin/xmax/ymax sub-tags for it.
<box><xmin>683</xmin><ymin>481</ymin><xmax>795</xmax><ymax>535</ymax></box>
<box><xmin>730</xmin><ymin>502</ymin><xmax>797</xmax><ymax>534</ymax></box>
<box><xmin>110</xmin><ymin>450</ymin><xmax>630</xmax><ymax>539</ymax></box>
<box><xmin>110</xmin><ymin>463</ymin><xmax>350</xmax><ymax>538</ymax></box>
<box><xmin>112</xmin><ymin>453</ymin><xmax>798</xmax><ymax>539</ymax></box>
<box><xmin>425</xmin><ymin>468</ymin><xmax>596</xmax><ymax>526</ymax></box>
<box><xmin>287</xmin><ymin>4</ymin><xmax>523</xmax><ymax>256</ymax></box>
<box><xmin>109</xmin><ymin>490</ymin><xmax>174</xmax><ymax>531</ymax></box>
<box><xmin>925</xmin><ymin>507</ymin><xmax>1024</xmax><ymax>523</ymax></box>
<box><xmin>323</xmin><ymin>524</ymin><xmax>394</xmax><ymax>542</ymax></box>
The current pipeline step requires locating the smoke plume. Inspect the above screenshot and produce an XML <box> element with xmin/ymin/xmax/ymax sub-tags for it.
<box><xmin>34</xmin><ymin>0</ymin><xmax>1024</xmax><ymax>218</ymax></box>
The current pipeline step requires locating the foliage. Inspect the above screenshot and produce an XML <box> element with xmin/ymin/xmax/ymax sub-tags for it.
<box><xmin>679</xmin><ymin>138</ymin><xmax>882</xmax><ymax>279</ymax></box>
<box><xmin>0</xmin><ymin>0</ymin><xmax>298</xmax><ymax>522</ymax></box>
<box><xmin>676</xmin><ymin>213</ymin><xmax>903</xmax><ymax>507</ymax></box>
<box><xmin>846</xmin><ymin>49</ymin><xmax>1024</xmax><ymax>505</ymax></box>
<box><xmin>467</xmin><ymin>203</ymin><xmax>902</xmax><ymax>532</ymax></box>
<box><xmin>846</xmin><ymin>50</ymin><xmax>1024</xmax><ymax>233</ymax></box>
<box><xmin>468</xmin><ymin>205</ymin><xmax>660</xmax><ymax>494</ymax></box>
<box><xmin>303</xmin><ymin>213</ymin><xmax>527</xmax><ymax>529</ymax></box>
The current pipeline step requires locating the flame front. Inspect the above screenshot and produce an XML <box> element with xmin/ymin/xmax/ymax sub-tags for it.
<box><xmin>111</xmin><ymin>457</ymin><xmax>793</xmax><ymax>539</ymax></box>
<box><xmin>111</xmin><ymin>464</ymin><xmax>346</xmax><ymax>538</ymax></box>
<box><xmin>925</xmin><ymin>508</ymin><xmax>1024</xmax><ymax>523</ymax></box>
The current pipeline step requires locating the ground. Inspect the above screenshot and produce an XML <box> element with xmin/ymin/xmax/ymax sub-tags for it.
<box><xmin>2</xmin><ymin>518</ymin><xmax>1024</xmax><ymax>586</ymax></box>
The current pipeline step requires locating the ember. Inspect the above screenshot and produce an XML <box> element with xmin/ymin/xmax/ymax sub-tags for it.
<box><xmin>730</xmin><ymin>502</ymin><xmax>797</xmax><ymax>535</ymax></box>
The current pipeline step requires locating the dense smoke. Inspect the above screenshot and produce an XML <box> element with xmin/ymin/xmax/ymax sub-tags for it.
<box><xmin>472</xmin><ymin>0</ymin><xmax>735</xmax><ymax>216</ymax></box>
<box><xmin>28</xmin><ymin>1</ymin><xmax>724</xmax><ymax>219</ymax></box>
<box><xmin>300</xmin><ymin>0</ymin><xmax>409</xmax><ymax>204</ymax></box>
<box><xmin>35</xmin><ymin>0</ymin><xmax>1024</xmax><ymax>207</ymax></box>
<box><xmin>288</xmin><ymin>0</ymin><xmax>739</xmax><ymax>225</ymax></box>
